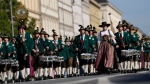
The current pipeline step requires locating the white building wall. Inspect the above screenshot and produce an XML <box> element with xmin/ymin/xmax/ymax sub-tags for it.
<box><xmin>72</xmin><ymin>0</ymin><xmax>83</xmax><ymax>36</ymax></box>
<box><xmin>41</xmin><ymin>0</ymin><xmax>59</xmax><ymax>40</ymax></box>
<box><xmin>59</xmin><ymin>0</ymin><xmax>73</xmax><ymax>41</ymax></box>
<box><xmin>82</xmin><ymin>0</ymin><xmax>90</xmax><ymax>27</ymax></box>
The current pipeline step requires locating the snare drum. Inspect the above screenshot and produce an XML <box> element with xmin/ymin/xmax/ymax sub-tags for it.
<box><xmin>40</xmin><ymin>56</ymin><xmax>48</xmax><ymax>62</ymax></box>
<box><xmin>91</xmin><ymin>54</ymin><xmax>97</xmax><ymax>59</ymax></box>
<box><xmin>55</xmin><ymin>56</ymin><xmax>64</xmax><ymax>62</ymax></box>
<box><xmin>81</xmin><ymin>53</ymin><xmax>91</xmax><ymax>60</ymax></box>
<box><xmin>11</xmin><ymin>59</ymin><xmax>19</xmax><ymax>66</ymax></box>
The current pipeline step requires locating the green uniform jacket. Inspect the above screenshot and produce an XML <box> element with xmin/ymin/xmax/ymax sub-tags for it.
<box><xmin>3</xmin><ymin>42</ymin><xmax>13</xmax><ymax>59</ymax></box>
<box><xmin>33</xmin><ymin>38</ymin><xmax>45</xmax><ymax>53</ymax></box>
<box><xmin>89</xmin><ymin>35</ymin><xmax>97</xmax><ymax>53</ymax></box>
<box><xmin>115</xmin><ymin>31</ymin><xmax>131</xmax><ymax>47</ymax></box>
<box><xmin>129</xmin><ymin>33</ymin><xmax>139</xmax><ymax>49</ymax></box>
<box><xmin>66</xmin><ymin>44</ymin><xmax>75</xmax><ymax>58</ymax></box>
<box><xmin>45</xmin><ymin>39</ymin><xmax>54</xmax><ymax>53</ymax></box>
<box><xmin>16</xmin><ymin>32</ymin><xmax>33</xmax><ymax>55</ymax></box>
<box><xmin>0</xmin><ymin>42</ymin><xmax>5</xmax><ymax>59</ymax></box>
<box><xmin>51</xmin><ymin>39</ymin><xmax>63</xmax><ymax>55</ymax></box>
<box><xmin>58</xmin><ymin>45</ymin><xmax>69</xmax><ymax>60</ymax></box>
<box><xmin>74</xmin><ymin>34</ymin><xmax>89</xmax><ymax>53</ymax></box>
<box><xmin>11</xmin><ymin>43</ymin><xmax>18</xmax><ymax>59</ymax></box>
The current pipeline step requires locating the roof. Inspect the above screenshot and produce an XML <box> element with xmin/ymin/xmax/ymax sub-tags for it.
<box><xmin>95</xmin><ymin>0</ymin><xmax>108</xmax><ymax>3</ymax></box>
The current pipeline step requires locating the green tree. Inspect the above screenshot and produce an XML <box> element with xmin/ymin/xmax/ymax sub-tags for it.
<box><xmin>0</xmin><ymin>0</ymin><xmax>36</xmax><ymax>38</ymax></box>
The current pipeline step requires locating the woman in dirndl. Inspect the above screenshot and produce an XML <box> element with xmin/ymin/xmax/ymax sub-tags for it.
<box><xmin>95</xmin><ymin>22</ymin><xmax>116</xmax><ymax>74</ymax></box>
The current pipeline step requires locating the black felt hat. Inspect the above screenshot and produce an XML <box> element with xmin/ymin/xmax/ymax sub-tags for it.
<box><xmin>99</xmin><ymin>22</ymin><xmax>110</xmax><ymax>27</ymax></box>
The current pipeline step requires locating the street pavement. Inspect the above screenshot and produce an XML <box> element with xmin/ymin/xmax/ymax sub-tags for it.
<box><xmin>18</xmin><ymin>71</ymin><xmax>150</xmax><ymax>84</ymax></box>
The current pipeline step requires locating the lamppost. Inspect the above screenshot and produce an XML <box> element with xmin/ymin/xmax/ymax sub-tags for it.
<box><xmin>10</xmin><ymin>0</ymin><xmax>14</xmax><ymax>37</ymax></box>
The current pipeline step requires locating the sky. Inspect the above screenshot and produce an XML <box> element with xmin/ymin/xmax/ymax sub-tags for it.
<box><xmin>108</xmin><ymin>0</ymin><xmax>150</xmax><ymax>36</ymax></box>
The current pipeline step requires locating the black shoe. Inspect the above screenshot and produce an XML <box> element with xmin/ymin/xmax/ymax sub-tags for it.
<box><xmin>26</xmin><ymin>75</ymin><xmax>31</xmax><ymax>81</ymax></box>
<box><xmin>73</xmin><ymin>74</ymin><xmax>76</xmax><ymax>77</ymax></box>
<box><xmin>61</xmin><ymin>74</ymin><xmax>64</xmax><ymax>78</ymax></box>
<box><xmin>134</xmin><ymin>69</ymin><xmax>137</xmax><ymax>73</ymax></box>
<box><xmin>43</xmin><ymin>76</ymin><xmax>47</xmax><ymax>80</ymax></box>
<box><xmin>21</xmin><ymin>78</ymin><xmax>26</xmax><ymax>82</ymax></box>
<box><xmin>124</xmin><ymin>70</ymin><xmax>127</xmax><ymax>73</ymax></box>
<box><xmin>1</xmin><ymin>81</ymin><xmax>5</xmax><ymax>84</ymax></box>
<box><xmin>84</xmin><ymin>73</ymin><xmax>88</xmax><ymax>76</ymax></box>
<box><xmin>69</xmin><ymin>74</ymin><xmax>72</xmax><ymax>77</ymax></box>
<box><xmin>106</xmin><ymin>69</ymin><xmax>111</xmax><ymax>75</ymax></box>
<box><xmin>15</xmin><ymin>79</ymin><xmax>19</xmax><ymax>83</ymax></box>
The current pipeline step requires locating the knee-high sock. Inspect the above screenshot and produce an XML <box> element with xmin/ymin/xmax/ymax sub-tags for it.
<box><xmin>7</xmin><ymin>70</ymin><xmax>12</xmax><ymax>80</ymax></box>
<box><xmin>67</xmin><ymin>68</ymin><xmax>69</xmax><ymax>75</ymax></box>
<box><xmin>127</xmin><ymin>61</ymin><xmax>131</xmax><ymax>70</ymax></box>
<box><xmin>34</xmin><ymin>71</ymin><xmax>38</xmax><ymax>78</ymax></box>
<box><xmin>62</xmin><ymin>68</ymin><xmax>65</xmax><ymax>75</ymax></box>
<box><xmin>21</xmin><ymin>68</ymin><xmax>25</xmax><ymax>79</ymax></box>
<box><xmin>26</xmin><ymin>68</ymin><xmax>30</xmax><ymax>76</ymax></box>
<box><xmin>134</xmin><ymin>61</ymin><xmax>138</xmax><ymax>69</ymax></box>
<box><xmin>148</xmin><ymin>62</ymin><xmax>150</xmax><ymax>69</ymax></box>
<box><xmin>139</xmin><ymin>62</ymin><xmax>141</xmax><ymax>69</ymax></box>
<box><xmin>58</xmin><ymin>67</ymin><xmax>61</xmax><ymax>75</ymax></box>
<box><xmin>130</xmin><ymin>62</ymin><xmax>134</xmax><ymax>70</ymax></box>
<box><xmin>124</xmin><ymin>61</ymin><xmax>127</xmax><ymax>70</ymax></box>
<box><xmin>73</xmin><ymin>68</ymin><xmax>76</xmax><ymax>74</ymax></box>
<box><xmin>90</xmin><ymin>64</ymin><xmax>93</xmax><ymax>73</ymax></box>
<box><xmin>44</xmin><ymin>68</ymin><xmax>48</xmax><ymax>77</ymax></box>
<box><xmin>85</xmin><ymin>64</ymin><xmax>88</xmax><ymax>73</ymax></box>
<box><xmin>120</xmin><ymin>62</ymin><xmax>124</xmax><ymax>71</ymax></box>
<box><xmin>15</xmin><ymin>71</ymin><xmax>19</xmax><ymax>79</ymax></box>
<box><xmin>39</xmin><ymin>68</ymin><xmax>43</xmax><ymax>77</ymax></box>
<box><xmin>69</xmin><ymin>67</ymin><xmax>72</xmax><ymax>75</ymax></box>
<box><xmin>145</xmin><ymin>62</ymin><xmax>147</xmax><ymax>69</ymax></box>
<box><xmin>49</xmin><ymin>68</ymin><xmax>52</xmax><ymax>76</ymax></box>
<box><xmin>55</xmin><ymin>68</ymin><xmax>58</xmax><ymax>75</ymax></box>
<box><xmin>1</xmin><ymin>72</ymin><xmax>7</xmax><ymax>81</ymax></box>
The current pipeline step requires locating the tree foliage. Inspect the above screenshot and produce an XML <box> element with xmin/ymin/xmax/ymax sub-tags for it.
<box><xmin>0</xmin><ymin>0</ymin><xmax>36</xmax><ymax>38</ymax></box>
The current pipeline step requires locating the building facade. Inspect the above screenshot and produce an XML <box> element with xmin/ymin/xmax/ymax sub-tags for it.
<box><xmin>58</xmin><ymin>0</ymin><xmax>74</xmax><ymax>40</ymax></box>
<box><xmin>72</xmin><ymin>0</ymin><xmax>83</xmax><ymax>36</ymax></box>
<box><xmin>96</xmin><ymin>0</ymin><xmax>122</xmax><ymax>33</ymax></box>
<box><xmin>82</xmin><ymin>0</ymin><xmax>90</xmax><ymax>27</ymax></box>
<box><xmin>40</xmin><ymin>0</ymin><xmax>59</xmax><ymax>39</ymax></box>
<box><xmin>17</xmin><ymin>0</ymin><xmax>41</xmax><ymax>28</ymax></box>
<box><xmin>90</xmin><ymin>0</ymin><xmax>101</xmax><ymax>32</ymax></box>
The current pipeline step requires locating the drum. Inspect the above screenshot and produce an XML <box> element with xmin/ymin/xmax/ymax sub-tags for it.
<box><xmin>39</xmin><ymin>56</ymin><xmax>48</xmax><ymax>62</ymax></box>
<box><xmin>51</xmin><ymin>56</ymin><xmax>57</xmax><ymax>61</ymax></box>
<box><xmin>55</xmin><ymin>56</ymin><xmax>64</xmax><ymax>62</ymax></box>
<box><xmin>81</xmin><ymin>53</ymin><xmax>91</xmax><ymax>60</ymax></box>
<box><xmin>48</xmin><ymin>56</ymin><xmax>54</xmax><ymax>62</ymax></box>
<box><xmin>91</xmin><ymin>52</ymin><xmax>97</xmax><ymax>59</ymax></box>
<box><xmin>11</xmin><ymin>59</ymin><xmax>19</xmax><ymax>66</ymax></box>
<box><xmin>121</xmin><ymin>50</ymin><xmax>126</xmax><ymax>56</ymax></box>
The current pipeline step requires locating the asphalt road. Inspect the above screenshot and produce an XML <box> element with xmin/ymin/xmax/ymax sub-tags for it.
<box><xmin>18</xmin><ymin>71</ymin><xmax>150</xmax><ymax>84</ymax></box>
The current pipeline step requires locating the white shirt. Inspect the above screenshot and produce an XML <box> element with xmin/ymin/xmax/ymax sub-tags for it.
<box><xmin>0</xmin><ymin>41</ymin><xmax>2</xmax><ymax>48</ymax></box>
<box><xmin>20</xmin><ymin>32</ymin><xmax>25</xmax><ymax>37</ymax></box>
<box><xmin>54</xmin><ymin>40</ymin><xmax>58</xmax><ymax>44</ymax></box>
<box><xmin>80</xmin><ymin>34</ymin><xmax>85</xmax><ymax>40</ymax></box>
<box><xmin>98</xmin><ymin>29</ymin><xmax>116</xmax><ymax>43</ymax></box>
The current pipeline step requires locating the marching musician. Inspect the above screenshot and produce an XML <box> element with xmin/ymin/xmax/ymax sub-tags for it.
<box><xmin>44</xmin><ymin>32</ymin><xmax>54</xmax><ymax>79</ymax></box>
<box><xmin>65</xmin><ymin>37</ymin><xmax>75</xmax><ymax>77</ymax></box>
<box><xmin>51</xmin><ymin>30</ymin><xmax>62</xmax><ymax>78</ymax></box>
<box><xmin>88</xmin><ymin>25</ymin><xmax>97</xmax><ymax>75</ymax></box>
<box><xmin>95</xmin><ymin>22</ymin><xmax>116</xmax><ymax>74</ymax></box>
<box><xmin>146</xmin><ymin>37</ymin><xmax>150</xmax><ymax>70</ymax></box>
<box><xmin>74</xmin><ymin>25</ymin><xmax>90</xmax><ymax>76</ymax></box>
<box><xmin>32</xmin><ymin>27</ymin><xmax>45</xmax><ymax>80</ymax></box>
<box><xmin>92</xmin><ymin>27</ymin><xmax>98</xmax><ymax>74</ymax></box>
<box><xmin>2</xmin><ymin>35</ymin><xmax>13</xmax><ymax>83</ymax></box>
<box><xmin>85</xmin><ymin>26</ymin><xmax>90</xmax><ymax>36</ymax></box>
<box><xmin>16</xmin><ymin>25</ymin><xmax>33</xmax><ymax>82</ymax></box>
<box><xmin>115</xmin><ymin>21</ymin><xmax>131</xmax><ymax>73</ymax></box>
<box><xmin>129</xmin><ymin>26</ymin><xmax>139</xmax><ymax>72</ymax></box>
<box><xmin>11</xmin><ymin>37</ymin><xmax>19</xmax><ymax>82</ymax></box>
<box><xmin>122</xmin><ymin>20</ymin><xmax>130</xmax><ymax>34</ymax></box>
<box><xmin>141</xmin><ymin>36</ymin><xmax>148</xmax><ymax>70</ymax></box>
<box><xmin>0</xmin><ymin>33</ymin><xmax>4</xmax><ymax>83</ymax></box>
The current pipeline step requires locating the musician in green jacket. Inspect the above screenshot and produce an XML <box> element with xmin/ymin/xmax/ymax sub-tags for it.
<box><xmin>74</xmin><ymin>25</ymin><xmax>90</xmax><ymax>75</ymax></box>
<box><xmin>2</xmin><ymin>35</ymin><xmax>13</xmax><ymax>83</ymax></box>
<box><xmin>0</xmin><ymin>34</ymin><xmax>6</xmax><ymax>83</ymax></box>
<box><xmin>44</xmin><ymin>31</ymin><xmax>54</xmax><ymax>79</ymax></box>
<box><xmin>10</xmin><ymin>37</ymin><xmax>19</xmax><ymax>82</ymax></box>
<box><xmin>32</xmin><ymin>27</ymin><xmax>45</xmax><ymax>80</ymax></box>
<box><xmin>51</xmin><ymin>30</ymin><xmax>62</xmax><ymax>78</ymax></box>
<box><xmin>146</xmin><ymin>37</ymin><xmax>150</xmax><ymax>70</ymax></box>
<box><xmin>115</xmin><ymin>22</ymin><xmax>131</xmax><ymax>73</ymax></box>
<box><xmin>64</xmin><ymin>36</ymin><xmax>75</xmax><ymax>77</ymax></box>
<box><xmin>15</xmin><ymin>25</ymin><xmax>33</xmax><ymax>81</ymax></box>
